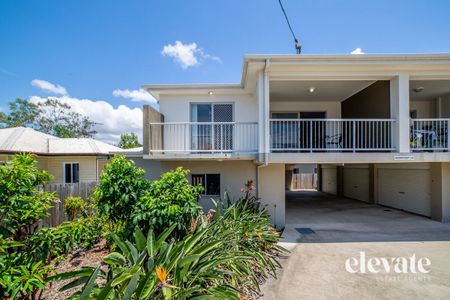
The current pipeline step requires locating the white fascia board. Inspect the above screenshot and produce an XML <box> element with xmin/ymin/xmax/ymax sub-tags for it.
<box><xmin>143</xmin><ymin>83</ymin><xmax>245</xmax><ymax>100</ymax></box>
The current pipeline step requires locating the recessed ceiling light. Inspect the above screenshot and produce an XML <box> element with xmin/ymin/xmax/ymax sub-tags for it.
<box><xmin>413</xmin><ymin>87</ymin><xmax>424</xmax><ymax>93</ymax></box>
<box><xmin>208</xmin><ymin>91</ymin><xmax>214</xmax><ymax>95</ymax></box>
<box><xmin>308</xmin><ymin>87</ymin><xmax>316</xmax><ymax>93</ymax></box>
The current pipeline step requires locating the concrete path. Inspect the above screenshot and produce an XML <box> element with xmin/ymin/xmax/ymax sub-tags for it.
<box><xmin>261</xmin><ymin>191</ymin><xmax>450</xmax><ymax>300</ymax></box>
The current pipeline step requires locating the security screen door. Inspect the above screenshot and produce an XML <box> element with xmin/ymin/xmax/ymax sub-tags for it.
<box><xmin>191</xmin><ymin>103</ymin><xmax>233</xmax><ymax>152</ymax></box>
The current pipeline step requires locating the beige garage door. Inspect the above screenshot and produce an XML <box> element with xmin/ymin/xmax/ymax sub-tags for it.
<box><xmin>322</xmin><ymin>167</ymin><xmax>337</xmax><ymax>195</ymax></box>
<box><xmin>377</xmin><ymin>169</ymin><xmax>431</xmax><ymax>217</ymax></box>
<box><xmin>343</xmin><ymin>167</ymin><xmax>370</xmax><ymax>202</ymax></box>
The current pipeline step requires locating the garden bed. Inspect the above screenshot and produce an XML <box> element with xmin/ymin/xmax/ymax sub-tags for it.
<box><xmin>42</xmin><ymin>239</ymin><xmax>109</xmax><ymax>300</ymax></box>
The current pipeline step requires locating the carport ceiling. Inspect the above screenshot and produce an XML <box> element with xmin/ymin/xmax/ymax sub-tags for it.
<box><xmin>410</xmin><ymin>80</ymin><xmax>450</xmax><ymax>101</ymax></box>
<box><xmin>270</xmin><ymin>80</ymin><xmax>376</xmax><ymax>102</ymax></box>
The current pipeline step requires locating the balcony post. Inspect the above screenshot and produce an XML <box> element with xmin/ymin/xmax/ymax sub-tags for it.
<box><xmin>263</xmin><ymin>64</ymin><xmax>270</xmax><ymax>156</ymax></box>
<box><xmin>447</xmin><ymin>120</ymin><xmax>450</xmax><ymax>151</ymax></box>
<box><xmin>352</xmin><ymin>120</ymin><xmax>356</xmax><ymax>152</ymax></box>
<box><xmin>257</xmin><ymin>72</ymin><xmax>265</xmax><ymax>160</ymax></box>
<box><xmin>390</xmin><ymin>74</ymin><xmax>410</xmax><ymax>153</ymax></box>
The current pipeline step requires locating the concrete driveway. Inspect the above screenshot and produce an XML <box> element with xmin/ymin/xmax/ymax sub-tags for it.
<box><xmin>261</xmin><ymin>191</ymin><xmax>450</xmax><ymax>300</ymax></box>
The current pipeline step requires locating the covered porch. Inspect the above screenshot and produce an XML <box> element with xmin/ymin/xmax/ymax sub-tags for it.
<box><xmin>269</xmin><ymin>78</ymin><xmax>450</xmax><ymax>153</ymax></box>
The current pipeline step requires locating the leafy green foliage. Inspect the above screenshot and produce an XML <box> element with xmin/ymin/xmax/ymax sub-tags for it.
<box><xmin>118</xmin><ymin>132</ymin><xmax>142</xmax><ymax>149</ymax></box>
<box><xmin>0</xmin><ymin>245</ymin><xmax>51</xmax><ymax>300</ymax></box>
<box><xmin>64</xmin><ymin>196</ymin><xmax>86</xmax><ymax>220</ymax></box>
<box><xmin>131</xmin><ymin>167</ymin><xmax>202</xmax><ymax>237</ymax></box>
<box><xmin>0</xmin><ymin>98</ymin><xmax>39</xmax><ymax>128</ymax></box>
<box><xmin>0</xmin><ymin>97</ymin><xmax>97</xmax><ymax>138</ymax></box>
<box><xmin>1</xmin><ymin>216</ymin><xmax>103</xmax><ymax>299</ymax></box>
<box><xmin>27</xmin><ymin>216</ymin><xmax>103</xmax><ymax>261</ymax></box>
<box><xmin>0</xmin><ymin>153</ymin><xmax>57</xmax><ymax>240</ymax></box>
<box><xmin>0</xmin><ymin>154</ymin><xmax>104</xmax><ymax>299</ymax></box>
<box><xmin>34</xmin><ymin>98</ymin><xmax>97</xmax><ymax>138</ymax></box>
<box><xmin>50</xmin><ymin>187</ymin><xmax>286</xmax><ymax>299</ymax></box>
<box><xmin>94</xmin><ymin>155</ymin><xmax>150</xmax><ymax>224</ymax></box>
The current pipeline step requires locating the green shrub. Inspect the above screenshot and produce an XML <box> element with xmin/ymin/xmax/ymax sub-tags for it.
<box><xmin>0</xmin><ymin>153</ymin><xmax>57</xmax><ymax>240</ymax></box>
<box><xmin>64</xmin><ymin>196</ymin><xmax>86</xmax><ymax>220</ymax></box>
<box><xmin>0</xmin><ymin>235</ymin><xmax>51</xmax><ymax>300</ymax></box>
<box><xmin>27</xmin><ymin>216</ymin><xmax>103</xmax><ymax>262</ymax></box>
<box><xmin>131</xmin><ymin>167</ymin><xmax>202</xmax><ymax>237</ymax></box>
<box><xmin>0</xmin><ymin>154</ymin><xmax>104</xmax><ymax>299</ymax></box>
<box><xmin>94</xmin><ymin>155</ymin><xmax>150</xmax><ymax>224</ymax></box>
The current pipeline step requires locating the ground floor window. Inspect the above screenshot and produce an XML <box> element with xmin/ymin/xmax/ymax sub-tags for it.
<box><xmin>192</xmin><ymin>174</ymin><xmax>220</xmax><ymax>196</ymax></box>
<box><xmin>64</xmin><ymin>163</ymin><xmax>80</xmax><ymax>183</ymax></box>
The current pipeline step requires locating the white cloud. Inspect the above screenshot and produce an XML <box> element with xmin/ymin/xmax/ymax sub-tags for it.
<box><xmin>31</xmin><ymin>79</ymin><xmax>68</xmax><ymax>95</ymax></box>
<box><xmin>29</xmin><ymin>95</ymin><xmax>142</xmax><ymax>144</ymax></box>
<box><xmin>350</xmin><ymin>48</ymin><xmax>365</xmax><ymax>55</ymax></box>
<box><xmin>112</xmin><ymin>88</ymin><xmax>157</xmax><ymax>104</ymax></box>
<box><xmin>161</xmin><ymin>41</ymin><xmax>221</xmax><ymax>69</ymax></box>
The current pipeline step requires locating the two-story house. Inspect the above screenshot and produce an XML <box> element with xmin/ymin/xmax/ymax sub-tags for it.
<box><xmin>129</xmin><ymin>54</ymin><xmax>450</xmax><ymax>228</ymax></box>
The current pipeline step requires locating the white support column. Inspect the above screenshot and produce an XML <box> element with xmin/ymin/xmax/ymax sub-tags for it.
<box><xmin>257</xmin><ymin>72</ymin><xmax>265</xmax><ymax>161</ymax></box>
<box><xmin>390</xmin><ymin>74</ymin><xmax>410</xmax><ymax>153</ymax></box>
<box><xmin>263</xmin><ymin>68</ymin><xmax>270</xmax><ymax>156</ymax></box>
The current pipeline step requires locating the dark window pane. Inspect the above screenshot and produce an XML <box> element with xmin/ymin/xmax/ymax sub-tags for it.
<box><xmin>65</xmin><ymin>164</ymin><xmax>72</xmax><ymax>183</ymax></box>
<box><xmin>72</xmin><ymin>163</ymin><xmax>80</xmax><ymax>183</ymax></box>
<box><xmin>272</xmin><ymin>112</ymin><xmax>298</xmax><ymax>119</ymax></box>
<box><xmin>192</xmin><ymin>174</ymin><xmax>206</xmax><ymax>195</ymax></box>
<box><xmin>206</xmin><ymin>174</ymin><xmax>220</xmax><ymax>195</ymax></box>
<box><xmin>196</xmin><ymin>104</ymin><xmax>212</xmax><ymax>122</ymax></box>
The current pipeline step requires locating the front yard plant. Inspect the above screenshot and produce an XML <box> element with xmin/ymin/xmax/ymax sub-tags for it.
<box><xmin>50</xmin><ymin>187</ymin><xmax>285</xmax><ymax>299</ymax></box>
<box><xmin>1</xmin><ymin>153</ymin><xmax>285</xmax><ymax>299</ymax></box>
<box><xmin>94</xmin><ymin>155</ymin><xmax>150</xmax><ymax>224</ymax></box>
<box><xmin>0</xmin><ymin>153</ymin><xmax>103</xmax><ymax>299</ymax></box>
<box><xmin>131</xmin><ymin>167</ymin><xmax>203</xmax><ymax>237</ymax></box>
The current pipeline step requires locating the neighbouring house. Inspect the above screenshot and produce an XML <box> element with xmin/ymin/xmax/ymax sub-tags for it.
<box><xmin>127</xmin><ymin>53</ymin><xmax>450</xmax><ymax>228</ymax></box>
<box><xmin>0</xmin><ymin>127</ymin><xmax>121</xmax><ymax>183</ymax></box>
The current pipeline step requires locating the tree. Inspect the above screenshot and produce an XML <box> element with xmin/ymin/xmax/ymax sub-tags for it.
<box><xmin>0</xmin><ymin>98</ymin><xmax>97</xmax><ymax>138</ymax></box>
<box><xmin>0</xmin><ymin>98</ymin><xmax>39</xmax><ymax>128</ymax></box>
<box><xmin>0</xmin><ymin>153</ymin><xmax>57</xmax><ymax>240</ymax></box>
<box><xmin>34</xmin><ymin>99</ymin><xmax>97</xmax><ymax>138</ymax></box>
<box><xmin>94</xmin><ymin>155</ymin><xmax>150</xmax><ymax>225</ymax></box>
<box><xmin>118</xmin><ymin>132</ymin><xmax>142</xmax><ymax>149</ymax></box>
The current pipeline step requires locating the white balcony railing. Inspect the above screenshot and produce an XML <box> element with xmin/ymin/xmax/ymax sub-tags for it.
<box><xmin>147</xmin><ymin>122</ymin><xmax>258</xmax><ymax>154</ymax></box>
<box><xmin>410</xmin><ymin>119</ymin><xmax>450</xmax><ymax>151</ymax></box>
<box><xmin>270</xmin><ymin>119</ymin><xmax>395</xmax><ymax>152</ymax></box>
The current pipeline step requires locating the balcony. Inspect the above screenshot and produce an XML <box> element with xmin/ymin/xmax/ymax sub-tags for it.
<box><xmin>270</xmin><ymin>119</ymin><xmax>396</xmax><ymax>152</ymax></box>
<box><xmin>410</xmin><ymin>119</ymin><xmax>450</xmax><ymax>152</ymax></box>
<box><xmin>146</xmin><ymin>122</ymin><xmax>258</xmax><ymax>157</ymax></box>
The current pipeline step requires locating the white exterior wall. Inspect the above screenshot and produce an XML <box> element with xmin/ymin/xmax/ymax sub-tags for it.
<box><xmin>258</xmin><ymin>163</ymin><xmax>285</xmax><ymax>228</ymax></box>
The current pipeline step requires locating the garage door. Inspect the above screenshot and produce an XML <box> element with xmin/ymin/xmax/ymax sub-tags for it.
<box><xmin>343</xmin><ymin>167</ymin><xmax>370</xmax><ymax>202</ymax></box>
<box><xmin>322</xmin><ymin>167</ymin><xmax>337</xmax><ymax>195</ymax></box>
<box><xmin>377</xmin><ymin>169</ymin><xmax>431</xmax><ymax>216</ymax></box>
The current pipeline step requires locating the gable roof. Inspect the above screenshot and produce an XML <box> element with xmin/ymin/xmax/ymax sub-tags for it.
<box><xmin>0</xmin><ymin>127</ymin><xmax>121</xmax><ymax>155</ymax></box>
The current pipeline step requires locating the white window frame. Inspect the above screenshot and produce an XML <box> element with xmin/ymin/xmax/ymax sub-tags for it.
<box><xmin>191</xmin><ymin>173</ymin><xmax>221</xmax><ymax>196</ymax></box>
<box><xmin>63</xmin><ymin>162</ymin><xmax>80</xmax><ymax>184</ymax></box>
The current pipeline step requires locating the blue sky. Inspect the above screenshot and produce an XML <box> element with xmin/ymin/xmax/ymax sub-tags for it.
<box><xmin>1</xmin><ymin>0</ymin><xmax>450</xmax><ymax>142</ymax></box>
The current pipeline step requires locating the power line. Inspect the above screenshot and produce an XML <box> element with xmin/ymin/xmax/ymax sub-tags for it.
<box><xmin>278</xmin><ymin>0</ymin><xmax>302</xmax><ymax>54</ymax></box>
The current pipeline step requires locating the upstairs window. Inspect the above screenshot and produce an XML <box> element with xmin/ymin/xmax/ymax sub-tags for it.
<box><xmin>192</xmin><ymin>174</ymin><xmax>220</xmax><ymax>196</ymax></box>
<box><xmin>64</xmin><ymin>163</ymin><xmax>80</xmax><ymax>183</ymax></box>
